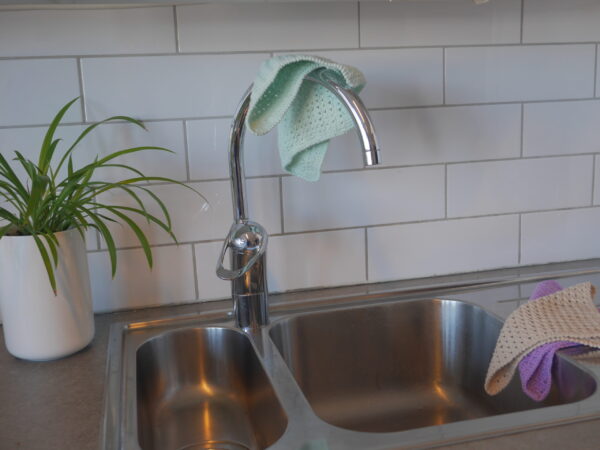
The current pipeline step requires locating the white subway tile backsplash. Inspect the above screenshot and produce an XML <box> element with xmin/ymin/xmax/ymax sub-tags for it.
<box><xmin>73</xmin><ymin>121</ymin><xmax>188</xmax><ymax>182</ymax></box>
<box><xmin>283</xmin><ymin>166</ymin><xmax>445</xmax><ymax>232</ymax></box>
<box><xmin>86</xmin><ymin>229</ymin><xmax>99</xmax><ymax>251</ymax></box>
<box><xmin>254</xmin><ymin>104</ymin><xmax>520</xmax><ymax>174</ymax></box>
<box><xmin>186</xmin><ymin>119</ymin><xmax>229</xmax><ymax>180</ymax></box>
<box><xmin>81</xmin><ymin>54</ymin><xmax>267</xmax><ymax>121</ymax></box>
<box><xmin>187</xmin><ymin>118</ymin><xmax>282</xmax><ymax>180</ymax></box>
<box><xmin>195</xmin><ymin>229</ymin><xmax>369</xmax><ymax>299</ymax></box>
<box><xmin>267</xmin><ymin>229</ymin><xmax>366</xmax><ymax>293</ymax></box>
<box><xmin>523</xmin><ymin>0</ymin><xmax>600</xmax><ymax>43</ymax></box>
<box><xmin>0</xmin><ymin>59</ymin><xmax>81</xmax><ymax>127</ymax></box>
<box><xmin>194</xmin><ymin>241</ymin><xmax>230</xmax><ymax>301</ymax></box>
<box><xmin>0</xmin><ymin>121</ymin><xmax>187</xmax><ymax>182</ymax></box>
<box><xmin>445</xmin><ymin>45</ymin><xmax>596</xmax><ymax>104</ymax></box>
<box><xmin>311</xmin><ymin>49</ymin><xmax>443</xmax><ymax>108</ymax></box>
<box><xmin>0</xmin><ymin>126</ymin><xmax>75</xmax><ymax>180</ymax></box>
<box><xmin>245</xmin><ymin>178</ymin><xmax>283</xmax><ymax>235</ymax></box>
<box><xmin>448</xmin><ymin>156</ymin><xmax>593</xmax><ymax>217</ymax></box>
<box><xmin>523</xmin><ymin>100</ymin><xmax>600</xmax><ymax>157</ymax></box>
<box><xmin>99</xmin><ymin>181</ymin><xmax>218</xmax><ymax>247</ymax></box>
<box><xmin>0</xmin><ymin>8</ymin><xmax>175</xmax><ymax>57</ymax></box>
<box><xmin>360</xmin><ymin>0</ymin><xmax>521</xmax><ymax>47</ymax></box>
<box><xmin>369</xmin><ymin>104</ymin><xmax>521</xmax><ymax>166</ymax></box>
<box><xmin>368</xmin><ymin>215</ymin><xmax>520</xmax><ymax>282</ymax></box>
<box><xmin>89</xmin><ymin>244</ymin><xmax>196</xmax><ymax>312</ymax></box>
<box><xmin>521</xmin><ymin>208</ymin><xmax>600</xmax><ymax>265</ymax></box>
<box><xmin>100</xmin><ymin>178</ymin><xmax>281</xmax><ymax>248</ymax></box>
<box><xmin>3</xmin><ymin>2</ymin><xmax>600</xmax><ymax>313</ymax></box>
<box><xmin>177</xmin><ymin>3</ymin><xmax>357</xmax><ymax>52</ymax></box>
<box><xmin>320</xmin><ymin>130</ymin><xmax>365</xmax><ymax>172</ymax></box>
<box><xmin>186</xmin><ymin>117</ymin><xmax>382</xmax><ymax>178</ymax></box>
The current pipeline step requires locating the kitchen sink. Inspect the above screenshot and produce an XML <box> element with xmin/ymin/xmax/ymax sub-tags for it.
<box><xmin>102</xmin><ymin>264</ymin><xmax>600</xmax><ymax>449</ymax></box>
<box><xmin>269</xmin><ymin>299</ymin><xmax>596</xmax><ymax>434</ymax></box>
<box><xmin>136</xmin><ymin>327</ymin><xmax>287</xmax><ymax>450</ymax></box>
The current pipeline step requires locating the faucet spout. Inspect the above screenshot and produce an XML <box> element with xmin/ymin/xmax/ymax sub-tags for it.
<box><xmin>228</xmin><ymin>75</ymin><xmax>381</xmax><ymax>223</ymax></box>
<box><xmin>218</xmin><ymin>73</ymin><xmax>381</xmax><ymax>331</ymax></box>
<box><xmin>305</xmin><ymin>70</ymin><xmax>381</xmax><ymax>167</ymax></box>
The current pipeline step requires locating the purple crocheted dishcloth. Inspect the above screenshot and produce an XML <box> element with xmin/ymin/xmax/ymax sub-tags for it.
<box><xmin>518</xmin><ymin>280</ymin><xmax>581</xmax><ymax>402</ymax></box>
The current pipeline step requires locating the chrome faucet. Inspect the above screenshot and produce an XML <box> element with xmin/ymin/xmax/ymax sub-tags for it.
<box><xmin>217</xmin><ymin>69</ymin><xmax>381</xmax><ymax>332</ymax></box>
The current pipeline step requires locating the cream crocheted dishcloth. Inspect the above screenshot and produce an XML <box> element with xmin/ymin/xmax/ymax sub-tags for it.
<box><xmin>485</xmin><ymin>282</ymin><xmax>600</xmax><ymax>396</ymax></box>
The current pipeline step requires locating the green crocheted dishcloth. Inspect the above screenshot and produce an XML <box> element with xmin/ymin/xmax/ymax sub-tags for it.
<box><xmin>246</xmin><ymin>55</ymin><xmax>365</xmax><ymax>182</ymax></box>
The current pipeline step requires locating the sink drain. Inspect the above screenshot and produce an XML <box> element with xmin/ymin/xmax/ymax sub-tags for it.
<box><xmin>178</xmin><ymin>441</ymin><xmax>251</xmax><ymax>450</ymax></box>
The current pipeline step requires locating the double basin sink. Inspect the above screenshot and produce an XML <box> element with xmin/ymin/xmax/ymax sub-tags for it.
<box><xmin>103</xmin><ymin>276</ymin><xmax>599</xmax><ymax>449</ymax></box>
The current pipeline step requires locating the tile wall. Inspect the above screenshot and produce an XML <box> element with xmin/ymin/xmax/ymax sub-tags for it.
<box><xmin>1</xmin><ymin>0</ymin><xmax>599</xmax><ymax>312</ymax></box>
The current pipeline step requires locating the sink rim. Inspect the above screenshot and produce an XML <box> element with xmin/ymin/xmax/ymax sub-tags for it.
<box><xmin>102</xmin><ymin>261</ymin><xmax>600</xmax><ymax>450</ymax></box>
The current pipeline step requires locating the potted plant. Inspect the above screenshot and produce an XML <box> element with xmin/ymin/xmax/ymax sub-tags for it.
<box><xmin>0</xmin><ymin>98</ymin><xmax>193</xmax><ymax>361</ymax></box>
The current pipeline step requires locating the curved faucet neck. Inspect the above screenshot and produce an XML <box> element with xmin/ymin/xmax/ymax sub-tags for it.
<box><xmin>227</xmin><ymin>75</ymin><xmax>381</xmax><ymax>224</ymax></box>
<box><xmin>228</xmin><ymin>86</ymin><xmax>253</xmax><ymax>223</ymax></box>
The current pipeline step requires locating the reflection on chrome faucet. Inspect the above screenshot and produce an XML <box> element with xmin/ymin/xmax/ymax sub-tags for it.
<box><xmin>217</xmin><ymin>73</ymin><xmax>381</xmax><ymax>332</ymax></box>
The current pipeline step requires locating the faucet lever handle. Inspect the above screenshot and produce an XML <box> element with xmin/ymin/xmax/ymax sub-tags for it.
<box><xmin>216</xmin><ymin>221</ymin><xmax>268</xmax><ymax>280</ymax></box>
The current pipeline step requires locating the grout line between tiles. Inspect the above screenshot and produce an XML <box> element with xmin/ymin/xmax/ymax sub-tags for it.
<box><xmin>520</xmin><ymin>103</ymin><xmax>525</xmax><ymax>157</ymax></box>
<box><xmin>0</xmin><ymin>5</ymin><xmax>169</xmax><ymax>13</ymax></box>
<box><xmin>440</xmin><ymin>96</ymin><xmax>599</xmax><ymax>109</ymax></box>
<box><xmin>182</xmin><ymin>120</ymin><xmax>191</xmax><ymax>181</ymax></box>
<box><xmin>518</xmin><ymin>213</ymin><xmax>522</xmax><ymax>264</ymax></box>
<box><xmin>442</xmin><ymin>48</ymin><xmax>446</xmax><ymax>105</ymax></box>
<box><xmin>2</xmin><ymin>41</ymin><xmax>599</xmax><ymax>61</ymax></box>
<box><xmin>0</xmin><ymin>114</ymin><xmax>232</xmax><ymax>130</ymax></box>
<box><xmin>592</xmin><ymin>154</ymin><xmax>597</xmax><ymax>206</ymax></box>
<box><xmin>172</xmin><ymin>6</ymin><xmax>180</xmax><ymax>53</ymax></box>
<box><xmin>85</xmin><ymin>152</ymin><xmax>598</xmax><ymax>190</ymax></box>
<box><xmin>357</xmin><ymin>2</ymin><xmax>361</xmax><ymax>49</ymax></box>
<box><xmin>279</xmin><ymin>176</ymin><xmax>285</xmax><ymax>233</ymax></box>
<box><xmin>190</xmin><ymin>242</ymin><xmax>200</xmax><ymax>300</ymax></box>
<box><xmin>5</xmin><ymin>96</ymin><xmax>600</xmax><ymax>130</ymax></box>
<box><xmin>76</xmin><ymin>58</ymin><xmax>87</xmax><ymax>121</ymax></box>
<box><xmin>595</xmin><ymin>44</ymin><xmax>599</xmax><ymax>97</ymax></box>
<box><xmin>443</xmin><ymin>153</ymin><xmax>594</xmax><ymax>166</ymax></box>
<box><xmin>88</xmin><ymin>204</ymin><xmax>600</xmax><ymax>254</ymax></box>
<box><xmin>444</xmin><ymin>164</ymin><xmax>448</xmax><ymax>218</ymax></box>
<box><xmin>520</xmin><ymin>0</ymin><xmax>525</xmax><ymax>44</ymax></box>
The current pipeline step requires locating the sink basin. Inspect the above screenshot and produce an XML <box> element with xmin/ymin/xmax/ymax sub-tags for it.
<box><xmin>136</xmin><ymin>327</ymin><xmax>287</xmax><ymax>450</ymax></box>
<box><xmin>104</xmin><ymin>265</ymin><xmax>600</xmax><ymax>450</ymax></box>
<box><xmin>269</xmin><ymin>298</ymin><xmax>596</xmax><ymax>433</ymax></box>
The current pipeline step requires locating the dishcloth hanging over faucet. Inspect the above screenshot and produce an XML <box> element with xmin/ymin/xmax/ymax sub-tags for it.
<box><xmin>246</xmin><ymin>55</ymin><xmax>365</xmax><ymax>182</ymax></box>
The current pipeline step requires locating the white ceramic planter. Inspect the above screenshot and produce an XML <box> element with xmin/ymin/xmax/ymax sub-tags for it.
<box><xmin>0</xmin><ymin>228</ymin><xmax>94</xmax><ymax>361</ymax></box>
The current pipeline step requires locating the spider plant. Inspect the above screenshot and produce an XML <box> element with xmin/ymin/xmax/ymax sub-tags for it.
<box><xmin>0</xmin><ymin>98</ymin><xmax>198</xmax><ymax>294</ymax></box>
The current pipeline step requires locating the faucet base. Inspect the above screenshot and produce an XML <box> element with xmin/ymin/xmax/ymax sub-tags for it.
<box><xmin>217</xmin><ymin>221</ymin><xmax>270</xmax><ymax>331</ymax></box>
<box><xmin>233</xmin><ymin>291</ymin><xmax>269</xmax><ymax>332</ymax></box>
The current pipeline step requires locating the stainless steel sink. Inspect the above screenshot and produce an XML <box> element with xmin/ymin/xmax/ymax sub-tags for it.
<box><xmin>136</xmin><ymin>327</ymin><xmax>287</xmax><ymax>450</ymax></box>
<box><xmin>269</xmin><ymin>299</ymin><xmax>596</xmax><ymax>434</ymax></box>
<box><xmin>102</xmin><ymin>263</ymin><xmax>600</xmax><ymax>449</ymax></box>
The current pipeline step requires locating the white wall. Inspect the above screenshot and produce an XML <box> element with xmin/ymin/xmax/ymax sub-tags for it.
<box><xmin>1</xmin><ymin>0</ymin><xmax>600</xmax><ymax>312</ymax></box>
